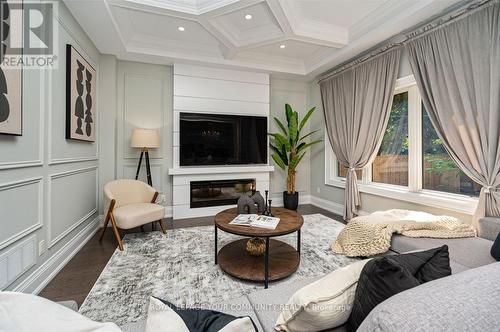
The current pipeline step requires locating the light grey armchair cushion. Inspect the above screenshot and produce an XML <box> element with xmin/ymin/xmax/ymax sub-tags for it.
<box><xmin>478</xmin><ymin>217</ymin><xmax>500</xmax><ymax>241</ymax></box>
<box><xmin>247</xmin><ymin>278</ymin><xmax>317</xmax><ymax>332</ymax></box>
<box><xmin>357</xmin><ymin>262</ymin><xmax>500</xmax><ymax>332</ymax></box>
<box><xmin>390</xmin><ymin>235</ymin><xmax>496</xmax><ymax>269</ymax></box>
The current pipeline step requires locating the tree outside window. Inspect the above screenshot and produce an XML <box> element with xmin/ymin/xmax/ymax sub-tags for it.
<box><xmin>422</xmin><ymin>108</ymin><xmax>481</xmax><ymax>196</ymax></box>
<box><xmin>372</xmin><ymin>92</ymin><xmax>409</xmax><ymax>186</ymax></box>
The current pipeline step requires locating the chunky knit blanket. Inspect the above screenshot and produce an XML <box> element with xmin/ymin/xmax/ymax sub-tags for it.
<box><xmin>332</xmin><ymin>209</ymin><xmax>476</xmax><ymax>257</ymax></box>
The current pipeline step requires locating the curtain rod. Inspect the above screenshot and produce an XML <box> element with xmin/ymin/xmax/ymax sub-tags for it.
<box><xmin>317</xmin><ymin>0</ymin><xmax>495</xmax><ymax>84</ymax></box>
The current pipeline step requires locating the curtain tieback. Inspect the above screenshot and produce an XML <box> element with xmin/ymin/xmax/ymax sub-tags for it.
<box><xmin>349</xmin><ymin>168</ymin><xmax>356</xmax><ymax>171</ymax></box>
<box><xmin>484</xmin><ymin>186</ymin><xmax>495</xmax><ymax>194</ymax></box>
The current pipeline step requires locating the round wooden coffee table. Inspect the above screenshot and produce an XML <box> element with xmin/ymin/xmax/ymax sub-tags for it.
<box><xmin>214</xmin><ymin>207</ymin><xmax>303</xmax><ymax>288</ymax></box>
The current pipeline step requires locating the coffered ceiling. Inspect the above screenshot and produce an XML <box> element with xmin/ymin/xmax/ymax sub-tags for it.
<box><xmin>64</xmin><ymin>0</ymin><xmax>465</xmax><ymax>79</ymax></box>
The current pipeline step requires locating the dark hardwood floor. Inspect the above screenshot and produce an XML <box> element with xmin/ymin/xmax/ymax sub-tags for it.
<box><xmin>39</xmin><ymin>204</ymin><xmax>342</xmax><ymax>306</ymax></box>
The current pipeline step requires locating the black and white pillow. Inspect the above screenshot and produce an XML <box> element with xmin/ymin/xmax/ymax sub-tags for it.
<box><xmin>146</xmin><ymin>297</ymin><xmax>257</xmax><ymax>332</ymax></box>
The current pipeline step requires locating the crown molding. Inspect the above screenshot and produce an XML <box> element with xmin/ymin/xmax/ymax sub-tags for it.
<box><xmin>292</xmin><ymin>19</ymin><xmax>348</xmax><ymax>48</ymax></box>
<box><xmin>349</xmin><ymin>0</ymin><xmax>418</xmax><ymax>40</ymax></box>
<box><xmin>115</xmin><ymin>0</ymin><xmax>241</xmax><ymax>15</ymax></box>
<box><xmin>276</xmin><ymin>0</ymin><xmax>347</xmax><ymax>48</ymax></box>
<box><xmin>64</xmin><ymin>0</ymin><xmax>465</xmax><ymax>78</ymax></box>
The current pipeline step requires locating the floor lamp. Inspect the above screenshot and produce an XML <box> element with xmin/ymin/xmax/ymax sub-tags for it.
<box><xmin>131</xmin><ymin>128</ymin><xmax>160</xmax><ymax>186</ymax></box>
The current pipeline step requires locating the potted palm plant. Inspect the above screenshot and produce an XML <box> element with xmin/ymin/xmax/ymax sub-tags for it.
<box><xmin>269</xmin><ymin>104</ymin><xmax>321</xmax><ymax>210</ymax></box>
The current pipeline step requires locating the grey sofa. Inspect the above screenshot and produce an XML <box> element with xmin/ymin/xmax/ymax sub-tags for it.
<box><xmin>120</xmin><ymin>216</ymin><xmax>500</xmax><ymax>332</ymax></box>
<box><xmin>357</xmin><ymin>262</ymin><xmax>500</xmax><ymax>332</ymax></box>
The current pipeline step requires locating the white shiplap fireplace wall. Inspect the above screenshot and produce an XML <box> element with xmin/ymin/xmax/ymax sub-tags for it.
<box><xmin>170</xmin><ymin>64</ymin><xmax>274</xmax><ymax>219</ymax></box>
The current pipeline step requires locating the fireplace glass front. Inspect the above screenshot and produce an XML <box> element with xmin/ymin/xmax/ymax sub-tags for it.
<box><xmin>190</xmin><ymin>179</ymin><xmax>256</xmax><ymax>208</ymax></box>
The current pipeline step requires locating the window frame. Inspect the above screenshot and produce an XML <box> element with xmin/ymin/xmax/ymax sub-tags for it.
<box><xmin>324</xmin><ymin>75</ymin><xmax>478</xmax><ymax>215</ymax></box>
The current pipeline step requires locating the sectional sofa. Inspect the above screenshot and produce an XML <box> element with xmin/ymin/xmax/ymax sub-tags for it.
<box><xmin>120</xmin><ymin>216</ymin><xmax>500</xmax><ymax>331</ymax></box>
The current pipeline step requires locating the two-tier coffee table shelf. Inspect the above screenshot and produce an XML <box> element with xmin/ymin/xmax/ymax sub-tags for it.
<box><xmin>214</xmin><ymin>207</ymin><xmax>303</xmax><ymax>288</ymax></box>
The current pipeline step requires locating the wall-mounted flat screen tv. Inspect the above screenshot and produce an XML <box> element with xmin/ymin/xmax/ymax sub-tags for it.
<box><xmin>180</xmin><ymin>113</ymin><xmax>268</xmax><ymax>166</ymax></box>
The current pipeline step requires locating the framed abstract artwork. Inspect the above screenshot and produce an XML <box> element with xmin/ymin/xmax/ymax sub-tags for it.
<box><xmin>0</xmin><ymin>0</ymin><xmax>23</xmax><ymax>136</ymax></box>
<box><xmin>66</xmin><ymin>44</ymin><xmax>96</xmax><ymax>142</ymax></box>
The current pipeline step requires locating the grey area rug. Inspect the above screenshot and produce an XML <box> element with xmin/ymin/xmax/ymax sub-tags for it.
<box><xmin>79</xmin><ymin>214</ymin><xmax>357</xmax><ymax>326</ymax></box>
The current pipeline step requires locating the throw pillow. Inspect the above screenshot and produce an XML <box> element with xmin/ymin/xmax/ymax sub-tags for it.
<box><xmin>390</xmin><ymin>245</ymin><xmax>452</xmax><ymax>283</ymax></box>
<box><xmin>0</xmin><ymin>292</ymin><xmax>122</xmax><ymax>332</ymax></box>
<box><xmin>491</xmin><ymin>232</ymin><xmax>500</xmax><ymax>261</ymax></box>
<box><xmin>347</xmin><ymin>245</ymin><xmax>451</xmax><ymax>332</ymax></box>
<box><xmin>275</xmin><ymin>259</ymin><xmax>371</xmax><ymax>332</ymax></box>
<box><xmin>146</xmin><ymin>297</ymin><xmax>257</xmax><ymax>332</ymax></box>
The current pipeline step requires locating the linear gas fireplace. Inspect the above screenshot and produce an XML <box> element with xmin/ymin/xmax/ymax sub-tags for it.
<box><xmin>190</xmin><ymin>179</ymin><xmax>255</xmax><ymax>208</ymax></box>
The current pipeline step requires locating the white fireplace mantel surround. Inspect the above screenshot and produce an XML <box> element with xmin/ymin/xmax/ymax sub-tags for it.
<box><xmin>168</xmin><ymin>165</ymin><xmax>274</xmax><ymax>175</ymax></box>
<box><xmin>169</xmin><ymin>64</ymin><xmax>272</xmax><ymax>219</ymax></box>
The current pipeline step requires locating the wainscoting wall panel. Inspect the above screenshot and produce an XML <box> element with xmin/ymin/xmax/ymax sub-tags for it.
<box><xmin>115</xmin><ymin>61</ymin><xmax>173</xmax><ymax>210</ymax></box>
<box><xmin>0</xmin><ymin>177</ymin><xmax>43</xmax><ymax>251</ymax></box>
<box><xmin>48</xmin><ymin>25</ymin><xmax>98</xmax><ymax>165</ymax></box>
<box><xmin>0</xmin><ymin>2</ymin><xmax>101</xmax><ymax>292</ymax></box>
<box><xmin>48</xmin><ymin>167</ymin><xmax>98</xmax><ymax>248</ymax></box>
<box><xmin>123</xmin><ymin>75</ymin><xmax>164</xmax><ymax>160</ymax></box>
<box><xmin>0</xmin><ymin>70</ymin><xmax>44</xmax><ymax>170</ymax></box>
<box><xmin>123</xmin><ymin>164</ymin><xmax>164</xmax><ymax>192</ymax></box>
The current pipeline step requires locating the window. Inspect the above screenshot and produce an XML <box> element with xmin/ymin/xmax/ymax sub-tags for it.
<box><xmin>372</xmin><ymin>92</ymin><xmax>409</xmax><ymax>186</ymax></box>
<box><xmin>422</xmin><ymin>108</ymin><xmax>481</xmax><ymax>196</ymax></box>
<box><xmin>325</xmin><ymin>75</ymin><xmax>479</xmax><ymax>214</ymax></box>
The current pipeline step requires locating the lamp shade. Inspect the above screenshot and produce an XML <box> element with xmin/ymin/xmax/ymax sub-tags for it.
<box><xmin>130</xmin><ymin>129</ymin><xmax>160</xmax><ymax>148</ymax></box>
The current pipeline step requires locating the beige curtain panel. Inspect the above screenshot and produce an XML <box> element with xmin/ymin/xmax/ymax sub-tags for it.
<box><xmin>320</xmin><ymin>48</ymin><xmax>401</xmax><ymax>220</ymax></box>
<box><xmin>406</xmin><ymin>1</ymin><xmax>500</xmax><ymax>227</ymax></box>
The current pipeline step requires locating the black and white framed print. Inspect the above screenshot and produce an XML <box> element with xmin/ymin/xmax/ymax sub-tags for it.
<box><xmin>0</xmin><ymin>0</ymin><xmax>23</xmax><ymax>136</ymax></box>
<box><xmin>66</xmin><ymin>44</ymin><xmax>96</xmax><ymax>142</ymax></box>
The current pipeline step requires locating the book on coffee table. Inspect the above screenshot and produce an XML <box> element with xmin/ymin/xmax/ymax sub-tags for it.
<box><xmin>229</xmin><ymin>214</ymin><xmax>280</xmax><ymax>229</ymax></box>
<box><xmin>250</xmin><ymin>215</ymin><xmax>280</xmax><ymax>229</ymax></box>
<box><xmin>229</xmin><ymin>214</ymin><xmax>258</xmax><ymax>226</ymax></box>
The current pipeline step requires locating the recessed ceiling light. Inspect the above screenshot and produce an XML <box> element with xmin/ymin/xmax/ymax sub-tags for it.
<box><xmin>279</xmin><ymin>44</ymin><xmax>286</xmax><ymax>49</ymax></box>
<box><xmin>177</xmin><ymin>26</ymin><xmax>185</xmax><ymax>32</ymax></box>
<box><xmin>244</xmin><ymin>14</ymin><xmax>252</xmax><ymax>20</ymax></box>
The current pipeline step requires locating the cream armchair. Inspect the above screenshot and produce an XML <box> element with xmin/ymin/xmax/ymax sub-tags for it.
<box><xmin>101</xmin><ymin>179</ymin><xmax>166</xmax><ymax>250</ymax></box>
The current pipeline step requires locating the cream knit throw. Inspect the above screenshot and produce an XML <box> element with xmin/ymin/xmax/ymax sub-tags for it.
<box><xmin>332</xmin><ymin>209</ymin><xmax>476</xmax><ymax>257</ymax></box>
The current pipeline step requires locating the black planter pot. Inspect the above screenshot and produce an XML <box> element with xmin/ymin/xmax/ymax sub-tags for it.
<box><xmin>283</xmin><ymin>191</ymin><xmax>299</xmax><ymax>210</ymax></box>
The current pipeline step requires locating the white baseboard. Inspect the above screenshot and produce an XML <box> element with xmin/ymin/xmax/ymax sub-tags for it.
<box><xmin>98</xmin><ymin>214</ymin><xmax>105</xmax><ymax>227</ymax></box>
<box><xmin>13</xmin><ymin>216</ymin><xmax>101</xmax><ymax>294</ymax></box>
<box><xmin>309</xmin><ymin>196</ymin><xmax>371</xmax><ymax>218</ymax></box>
<box><xmin>270</xmin><ymin>193</ymin><xmax>311</xmax><ymax>208</ymax></box>
<box><xmin>164</xmin><ymin>206</ymin><xmax>173</xmax><ymax>218</ymax></box>
<box><xmin>309</xmin><ymin>195</ymin><xmax>344</xmax><ymax>216</ymax></box>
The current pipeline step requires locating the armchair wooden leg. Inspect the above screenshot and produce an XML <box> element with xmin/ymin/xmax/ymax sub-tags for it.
<box><xmin>110</xmin><ymin>213</ymin><xmax>124</xmax><ymax>251</ymax></box>
<box><xmin>102</xmin><ymin>199</ymin><xmax>116</xmax><ymax>244</ymax></box>
<box><xmin>158</xmin><ymin>220</ymin><xmax>166</xmax><ymax>234</ymax></box>
<box><xmin>99</xmin><ymin>215</ymin><xmax>110</xmax><ymax>242</ymax></box>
